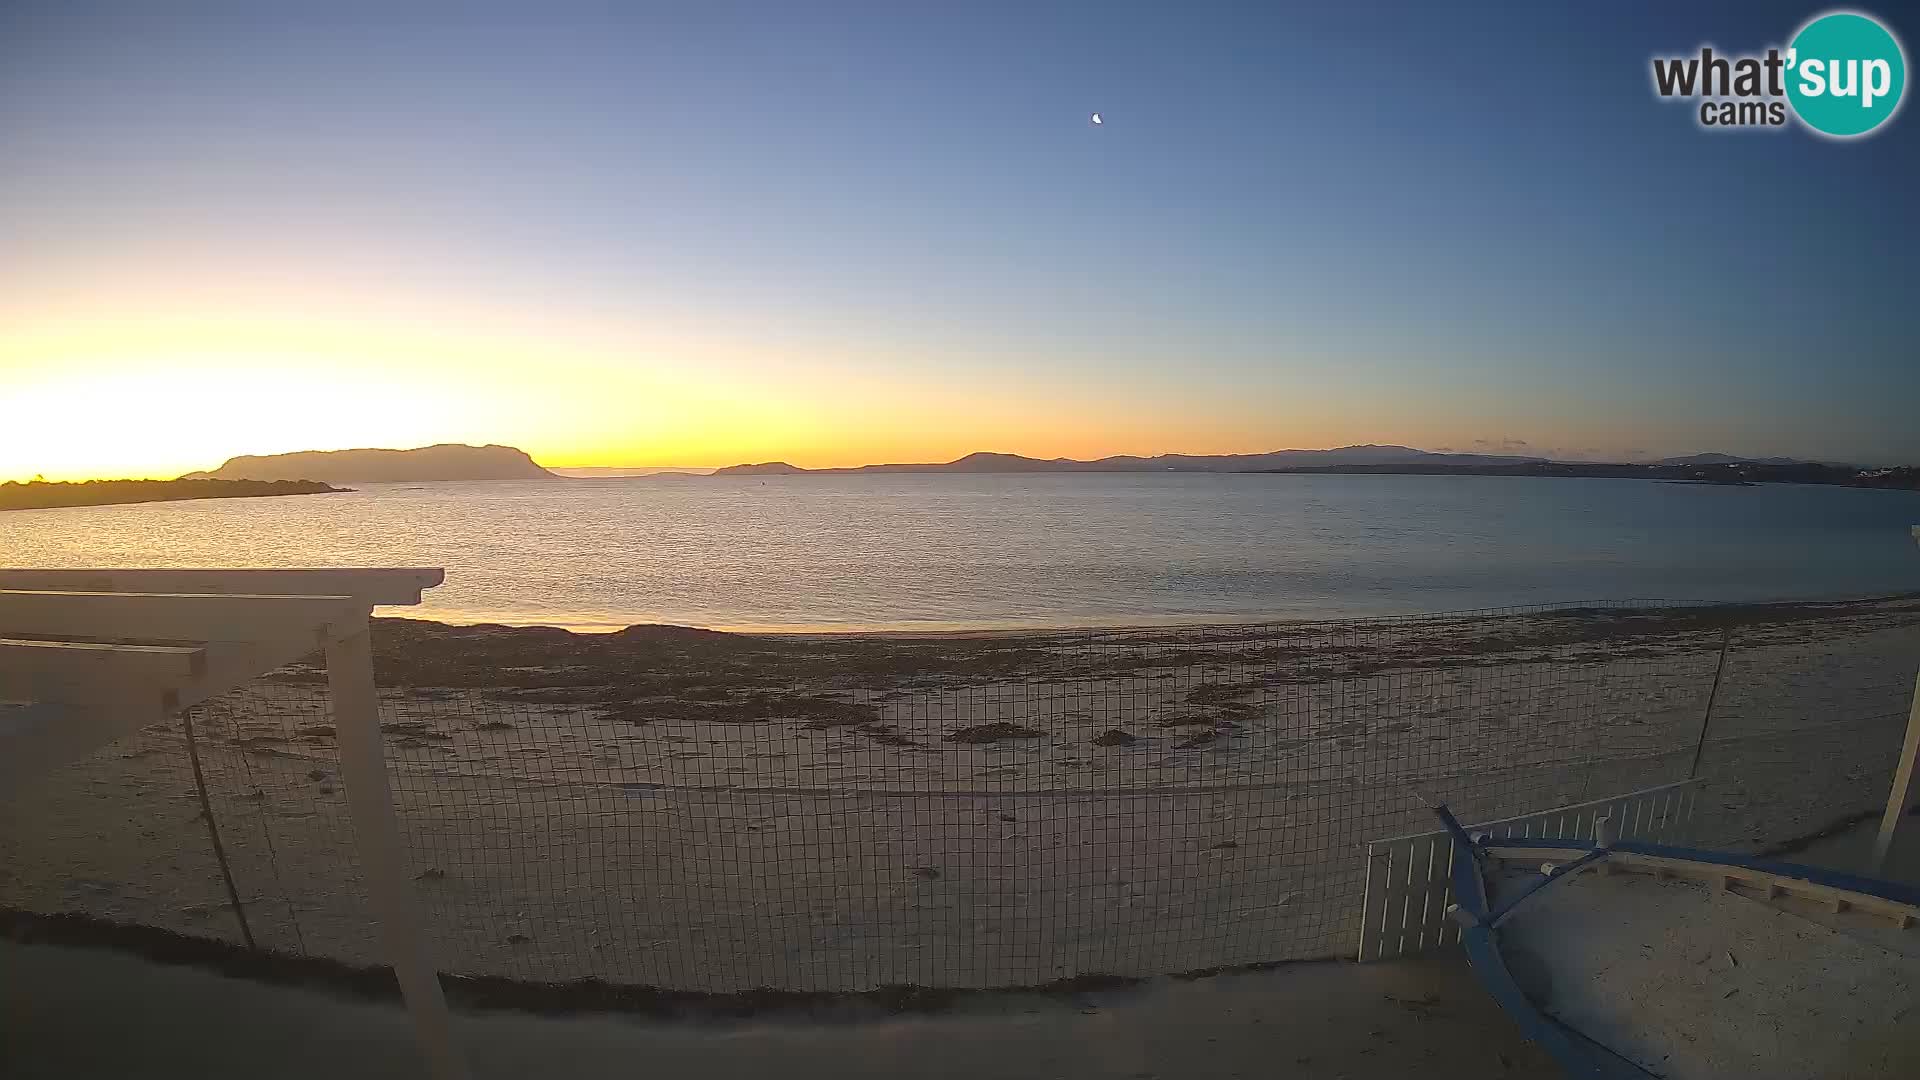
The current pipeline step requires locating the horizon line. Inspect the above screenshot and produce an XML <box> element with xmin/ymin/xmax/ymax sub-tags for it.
<box><xmin>7</xmin><ymin>442</ymin><xmax>1893</xmax><ymax>485</ymax></box>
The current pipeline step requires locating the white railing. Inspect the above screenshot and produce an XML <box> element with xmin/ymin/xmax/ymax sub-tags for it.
<box><xmin>1356</xmin><ymin>778</ymin><xmax>1702</xmax><ymax>962</ymax></box>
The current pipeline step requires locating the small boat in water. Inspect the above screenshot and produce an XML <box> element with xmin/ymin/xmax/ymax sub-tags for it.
<box><xmin>1430</xmin><ymin>803</ymin><xmax>1920</xmax><ymax>1079</ymax></box>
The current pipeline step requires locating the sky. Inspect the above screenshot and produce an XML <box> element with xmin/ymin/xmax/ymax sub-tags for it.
<box><xmin>2</xmin><ymin>1</ymin><xmax>1916</xmax><ymax>480</ymax></box>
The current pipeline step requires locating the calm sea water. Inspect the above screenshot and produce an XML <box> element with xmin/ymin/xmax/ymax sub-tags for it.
<box><xmin>6</xmin><ymin>473</ymin><xmax>1920</xmax><ymax>631</ymax></box>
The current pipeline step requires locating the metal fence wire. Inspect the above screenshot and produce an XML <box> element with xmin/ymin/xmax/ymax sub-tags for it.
<box><xmin>3</xmin><ymin>598</ymin><xmax>1916</xmax><ymax>993</ymax></box>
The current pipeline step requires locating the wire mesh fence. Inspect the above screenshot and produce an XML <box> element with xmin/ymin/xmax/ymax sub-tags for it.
<box><xmin>2</xmin><ymin>598</ymin><xmax>1915</xmax><ymax>994</ymax></box>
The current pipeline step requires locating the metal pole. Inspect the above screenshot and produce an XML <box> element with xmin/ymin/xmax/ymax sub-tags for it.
<box><xmin>1869</xmin><ymin>526</ymin><xmax>1920</xmax><ymax>874</ymax></box>
<box><xmin>1688</xmin><ymin>630</ymin><xmax>1731</xmax><ymax>780</ymax></box>
<box><xmin>328</xmin><ymin>614</ymin><xmax>468</xmax><ymax>1080</ymax></box>
<box><xmin>180</xmin><ymin>702</ymin><xmax>257</xmax><ymax>949</ymax></box>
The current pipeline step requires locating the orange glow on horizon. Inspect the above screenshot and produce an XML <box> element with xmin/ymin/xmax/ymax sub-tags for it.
<box><xmin>0</xmin><ymin>296</ymin><xmax>1385</xmax><ymax>481</ymax></box>
<box><xmin>1</xmin><ymin>284</ymin><xmax>1656</xmax><ymax>482</ymax></box>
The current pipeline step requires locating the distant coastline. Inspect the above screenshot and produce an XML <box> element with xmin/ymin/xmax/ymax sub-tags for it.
<box><xmin>1</xmin><ymin>478</ymin><xmax>346</xmax><ymax>512</ymax></box>
<box><xmin>711</xmin><ymin>446</ymin><xmax>1918</xmax><ymax>491</ymax></box>
<box><xmin>713</xmin><ymin>445</ymin><xmax>1546</xmax><ymax>476</ymax></box>
<box><xmin>59</xmin><ymin>441</ymin><xmax>1914</xmax><ymax>495</ymax></box>
<box><xmin>1248</xmin><ymin>461</ymin><xmax>1920</xmax><ymax>490</ymax></box>
<box><xmin>548</xmin><ymin>466</ymin><xmax>713</xmax><ymax>478</ymax></box>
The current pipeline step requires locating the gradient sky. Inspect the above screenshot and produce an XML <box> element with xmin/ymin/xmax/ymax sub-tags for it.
<box><xmin>3</xmin><ymin>1</ymin><xmax>1916</xmax><ymax>480</ymax></box>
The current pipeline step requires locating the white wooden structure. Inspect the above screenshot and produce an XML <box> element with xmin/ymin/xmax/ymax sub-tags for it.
<box><xmin>1356</xmin><ymin>779</ymin><xmax>1701</xmax><ymax>962</ymax></box>
<box><xmin>1870</xmin><ymin>525</ymin><xmax>1920</xmax><ymax>873</ymax></box>
<box><xmin>0</xmin><ymin>568</ymin><xmax>466</xmax><ymax>1080</ymax></box>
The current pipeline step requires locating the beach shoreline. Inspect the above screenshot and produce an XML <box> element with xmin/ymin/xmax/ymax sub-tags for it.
<box><xmin>379</xmin><ymin>591</ymin><xmax>1920</xmax><ymax>639</ymax></box>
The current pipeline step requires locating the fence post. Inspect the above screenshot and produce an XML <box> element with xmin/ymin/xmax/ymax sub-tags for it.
<box><xmin>1872</xmin><ymin>664</ymin><xmax>1920</xmax><ymax>875</ymax></box>
<box><xmin>1687</xmin><ymin>630</ymin><xmax>1731</xmax><ymax>780</ymax></box>
<box><xmin>328</xmin><ymin>615</ymin><xmax>468</xmax><ymax>1080</ymax></box>
<box><xmin>1871</xmin><ymin>526</ymin><xmax>1920</xmax><ymax>875</ymax></box>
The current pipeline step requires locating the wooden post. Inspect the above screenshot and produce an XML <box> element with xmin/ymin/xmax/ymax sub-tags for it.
<box><xmin>328</xmin><ymin>615</ymin><xmax>468</xmax><ymax>1080</ymax></box>
<box><xmin>1872</xmin><ymin>665</ymin><xmax>1920</xmax><ymax>874</ymax></box>
<box><xmin>1872</xmin><ymin>526</ymin><xmax>1920</xmax><ymax>875</ymax></box>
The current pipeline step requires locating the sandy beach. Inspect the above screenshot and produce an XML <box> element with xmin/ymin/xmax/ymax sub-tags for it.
<box><xmin>3</xmin><ymin>598</ymin><xmax>1917</xmax><ymax>994</ymax></box>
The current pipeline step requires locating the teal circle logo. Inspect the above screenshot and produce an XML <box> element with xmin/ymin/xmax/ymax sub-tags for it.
<box><xmin>1786</xmin><ymin>11</ymin><xmax>1907</xmax><ymax>137</ymax></box>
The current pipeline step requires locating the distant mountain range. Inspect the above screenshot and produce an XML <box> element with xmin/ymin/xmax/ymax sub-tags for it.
<box><xmin>169</xmin><ymin>442</ymin><xmax>1882</xmax><ymax>487</ymax></box>
<box><xmin>714</xmin><ymin>445</ymin><xmax>1550</xmax><ymax>475</ymax></box>
<box><xmin>708</xmin><ymin>447</ymin><xmax>1918</xmax><ymax>490</ymax></box>
<box><xmin>183</xmin><ymin>443</ymin><xmax>556</xmax><ymax>483</ymax></box>
<box><xmin>1245</xmin><ymin>459</ymin><xmax>1920</xmax><ymax>487</ymax></box>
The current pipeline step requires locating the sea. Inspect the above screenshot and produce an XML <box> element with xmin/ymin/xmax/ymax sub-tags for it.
<box><xmin>6</xmin><ymin>473</ymin><xmax>1920</xmax><ymax>631</ymax></box>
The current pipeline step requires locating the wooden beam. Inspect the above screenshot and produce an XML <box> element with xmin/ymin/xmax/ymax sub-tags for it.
<box><xmin>1</xmin><ymin>633</ymin><xmax>348</xmax><ymax>788</ymax></box>
<box><xmin>0</xmin><ymin>639</ymin><xmax>206</xmax><ymax>708</ymax></box>
<box><xmin>0</xmin><ymin>568</ymin><xmax>442</xmax><ymax>607</ymax></box>
<box><xmin>169</xmin><ymin>636</ymin><xmax>335</xmax><ymax>715</ymax></box>
<box><xmin>0</xmin><ymin>590</ymin><xmax>364</xmax><ymax>644</ymax></box>
<box><xmin>1872</xmin><ymin>663</ymin><xmax>1920</xmax><ymax>874</ymax></box>
<box><xmin>1874</xmin><ymin>525</ymin><xmax>1920</xmax><ymax>874</ymax></box>
<box><xmin>327</xmin><ymin>617</ymin><xmax>468</xmax><ymax>1079</ymax></box>
<box><xmin>0</xmin><ymin>638</ymin><xmax>206</xmax><ymax>683</ymax></box>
